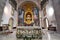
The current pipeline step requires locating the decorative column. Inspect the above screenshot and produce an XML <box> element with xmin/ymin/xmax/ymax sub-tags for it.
<box><xmin>39</xmin><ymin>11</ymin><xmax>42</xmax><ymax>27</ymax></box>
<box><xmin>16</xmin><ymin>2</ymin><xmax>19</xmax><ymax>27</ymax></box>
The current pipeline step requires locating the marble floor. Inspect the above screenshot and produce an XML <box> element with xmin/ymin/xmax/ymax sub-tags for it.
<box><xmin>0</xmin><ymin>29</ymin><xmax>60</xmax><ymax>40</ymax></box>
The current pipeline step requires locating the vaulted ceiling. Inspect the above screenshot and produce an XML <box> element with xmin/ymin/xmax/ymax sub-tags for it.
<box><xmin>9</xmin><ymin>0</ymin><xmax>17</xmax><ymax>10</ymax></box>
<box><xmin>9</xmin><ymin>0</ymin><xmax>48</xmax><ymax>10</ymax></box>
<box><xmin>19</xmin><ymin>1</ymin><xmax>37</xmax><ymax>11</ymax></box>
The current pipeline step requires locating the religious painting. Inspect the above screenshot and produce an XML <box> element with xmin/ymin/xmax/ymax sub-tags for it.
<box><xmin>18</xmin><ymin>9</ymin><xmax>24</xmax><ymax>26</ymax></box>
<box><xmin>24</xmin><ymin>11</ymin><xmax>34</xmax><ymax>26</ymax></box>
<box><xmin>33</xmin><ymin>7</ymin><xmax>40</xmax><ymax>26</ymax></box>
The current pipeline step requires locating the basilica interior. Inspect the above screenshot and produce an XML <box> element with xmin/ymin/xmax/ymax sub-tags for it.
<box><xmin>0</xmin><ymin>0</ymin><xmax>60</xmax><ymax>40</ymax></box>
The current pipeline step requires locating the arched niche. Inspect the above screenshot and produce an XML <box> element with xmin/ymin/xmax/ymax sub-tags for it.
<box><xmin>43</xmin><ymin>18</ymin><xmax>49</xmax><ymax>29</ymax></box>
<box><xmin>18</xmin><ymin>1</ymin><xmax>40</xmax><ymax>26</ymax></box>
<box><xmin>8</xmin><ymin>18</ymin><xmax>13</xmax><ymax>30</ymax></box>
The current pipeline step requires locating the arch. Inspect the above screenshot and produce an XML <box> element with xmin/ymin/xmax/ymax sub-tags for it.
<box><xmin>43</xmin><ymin>18</ymin><xmax>49</xmax><ymax>29</ymax></box>
<box><xmin>18</xmin><ymin>1</ymin><xmax>40</xmax><ymax>26</ymax></box>
<box><xmin>18</xmin><ymin>1</ymin><xmax>40</xmax><ymax>10</ymax></box>
<box><xmin>8</xmin><ymin>18</ymin><xmax>14</xmax><ymax>30</ymax></box>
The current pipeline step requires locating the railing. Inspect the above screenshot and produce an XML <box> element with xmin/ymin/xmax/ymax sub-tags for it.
<box><xmin>16</xmin><ymin>26</ymin><xmax>42</xmax><ymax>40</ymax></box>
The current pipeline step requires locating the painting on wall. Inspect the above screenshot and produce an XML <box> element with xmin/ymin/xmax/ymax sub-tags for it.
<box><xmin>33</xmin><ymin>7</ymin><xmax>40</xmax><ymax>26</ymax></box>
<box><xmin>18</xmin><ymin>9</ymin><xmax>24</xmax><ymax>26</ymax></box>
<box><xmin>18</xmin><ymin>7</ymin><xmax>40</xmax><ymax>26</ymax></box>
<box><xmin>24</xmin><ymin>11</ymin><xmax>34</xmax><ymax>26</ymax></box>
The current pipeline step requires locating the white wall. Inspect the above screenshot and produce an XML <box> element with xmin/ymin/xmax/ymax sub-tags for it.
<box><xmin>46</xmin><ymin>0</ymin><xmax>57</xmax><ymax>27</ymax></box>
<box><xmin>1</xmin><ymin>0</ymin><xmax>18</xmax><ymax>27</ymax></box>
<box><xmin>1</xmin><ymin>1</ymin><xmax>12</xmax><ymax>24</ymax></box>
